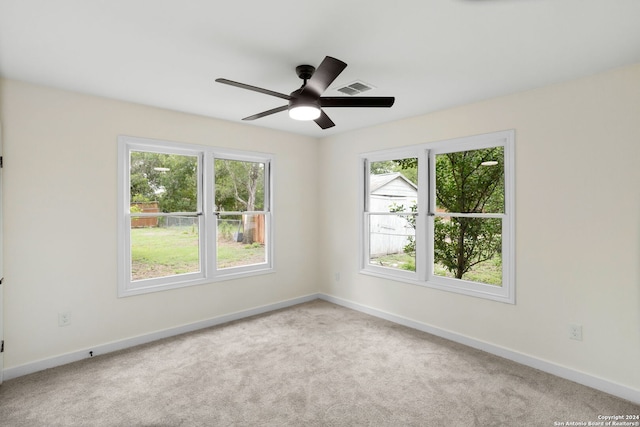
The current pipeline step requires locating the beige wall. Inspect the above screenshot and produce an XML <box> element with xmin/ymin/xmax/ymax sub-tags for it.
<box><xmin>1</xmin><ymin>63</ymin><xmax>639</xmax><ymax>393</ymax></box>
<box><xmin>0</xmin><ymin>79</ymin><xmax>320</xmax><ymax>369</ymax></box>
<box><xmin>318</xmin><ymin>64</ymin><xmax>640</xmax><ymax>391</ymax></box>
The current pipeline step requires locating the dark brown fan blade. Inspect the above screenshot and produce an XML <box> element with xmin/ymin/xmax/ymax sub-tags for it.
<box><xmin>314</xmin><ymin>110</ymin><xmax>335</xmax><ymax>129</ymax></box>
<box><xmin>320</xmin><ymin>97</ymin><xmax>395</xmax><ymax>108</ymax></box>
<box><xmin>301</xmin><ymin>56</ymin><xmax>347</xmax><ymax>98</ymax></box>
<box><xmin>216</xmin><ymin>78</ymin><xmax>291</xmax><ymax>101</ymax></box>
<box><xmin>242</xmin><ymin>105</ymin><xmax>289</xmax><ymax>121</ymax></box>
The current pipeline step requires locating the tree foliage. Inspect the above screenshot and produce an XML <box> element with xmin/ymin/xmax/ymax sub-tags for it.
<box><xmin>130</xmin><ymin>154</ymin><xmax>265</xmax><ymax>211</ymax></box>
<box><xmin>434</xmin><ymin>147</ymin><xmax>504</xmax><ymax>280</ymax></box>
<box><xmin>214</xmin><ymin>159</ymin><xmax>264</xmax><ymax>212</ymax></box>
<box><xmin>435</xmin><ymin>148</ymin><xmax>504</xmax><ymax>214</ymax></box>
<box><xmin>371</xmin><ymin>159</ymin><xmax>417</xmax><ymax>185</ymax></box>
<box><xmin>130</xmin><ymin>152</ymin><xmax>197</xmax><ymax>213</ymax></box>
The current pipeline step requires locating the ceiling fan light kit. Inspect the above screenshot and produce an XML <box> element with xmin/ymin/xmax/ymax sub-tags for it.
<box><xmin>215</xmin><ymin>56</ymin><xmax>395</xmax><ymax>129</ymax></box>
<box><xmin>289</xmin><ymin>105</ymin><xmax>321</xmax><ymax>121</ymax></box>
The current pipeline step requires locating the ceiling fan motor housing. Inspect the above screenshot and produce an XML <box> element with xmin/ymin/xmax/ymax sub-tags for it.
<box><xmin>295</xmin><ymin>65</ymin><xmax>315</xmax><ymax>81</ymax></box>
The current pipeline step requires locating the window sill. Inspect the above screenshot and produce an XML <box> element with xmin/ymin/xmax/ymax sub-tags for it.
<box><xmin>359</xmin><ymin>269</ymin><xmax>515</xmax><ymax>304</ymax></box>
<box><xmin>119</xmin><ymin>267</ymin><xmax>276</xmax><ymax>298</ymax></box>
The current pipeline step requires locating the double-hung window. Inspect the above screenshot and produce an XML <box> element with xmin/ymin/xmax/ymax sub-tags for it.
<box><xmin>361</xmin><ymin>130</ymin><xmax>515</xmax><ymax>303</ymax></box>
<box><xmin>118</xmin><ymin>136</ymin><xmax>274</xmax><ymax>297</ymax></box>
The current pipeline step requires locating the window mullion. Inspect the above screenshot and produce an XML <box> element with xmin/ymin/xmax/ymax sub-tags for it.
<box><xmin>417</xmin><ymin>149</ymin><xmax>430</xmax><ymax>281</ymax></box>
<box><xmin>361</xmin><ymin>159</ymin><xmax>370</xmax><ymax>271</ymax></box>
<box><xmin>205</xmin><ymin>151</ymin><xmax>216</xmax><ymax>279</ymax></box>
<box><xmin>264</xmin><ymin>160</ymin><xmax>271</xmax><ymax>213</ymax></box>
<box><xmin>363</xmin><ymin>159</ymin><xmax>370</xmax><ymax>213</ymax></box>
<box><xmin>196</xmin><ymin>151</ymin><xmax>207</xmax><ymax>279</ymax></box>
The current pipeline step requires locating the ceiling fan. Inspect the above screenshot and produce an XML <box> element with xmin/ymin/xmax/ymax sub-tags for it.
<box><xmin>215</xmin><ymin>56</ymin><xmax>395</xmax><ymax>129</ymax></box>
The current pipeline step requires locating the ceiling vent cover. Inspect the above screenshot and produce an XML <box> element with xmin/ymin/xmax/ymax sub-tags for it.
<box><xmin>335</xmin><ymin>80</ymin><xmax>375</xmax><ymax>96</ymax></box>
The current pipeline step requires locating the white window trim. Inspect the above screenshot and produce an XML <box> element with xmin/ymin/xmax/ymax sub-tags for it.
<box><xmin>360</xmin><ymin>130</ymin><xmax>515</xmax><ymax>304</ymax></box>
<box><xmin>118</xmin><ymin>135</ymin><xmax>275</xmax><ymax>297</ymax></box>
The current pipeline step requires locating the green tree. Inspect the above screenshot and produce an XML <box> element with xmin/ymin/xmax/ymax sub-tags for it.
<box><xmin>214</xmin><ymin>159</ymin><xmax>264</xmax><ymax>212</ymax></box>
<box><xmin>130</xmin><ymin>152</ymin><xmax>198</xmax><ymax>213</ymax></box>
<box><xmin>434</xmin><ymin>147</ymin><xmax>504</xmax><ymax>281</ymax></box>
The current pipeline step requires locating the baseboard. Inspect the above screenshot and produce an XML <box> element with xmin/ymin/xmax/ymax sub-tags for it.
<box><xmin>318</xmin><ymin>293</ymin><xmax>640</xmax><ymax>405</ymax></box>
<box><xmin>3</xmin><ymin>293</ymin><xmax>320</xmax><ymax>381</ymax></box>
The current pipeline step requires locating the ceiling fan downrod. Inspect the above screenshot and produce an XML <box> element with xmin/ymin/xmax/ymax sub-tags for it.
<box><xmin>295</xmin><ymin>64</ymin><xmax>315</xmax><ymax>88</ymax></box>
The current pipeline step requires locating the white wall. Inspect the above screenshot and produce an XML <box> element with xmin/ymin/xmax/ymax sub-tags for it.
<box><xmin>0</xmin><ymin>79</ymin><xmax>320</xmax><ymax>370</ymax></box>
<box><xmin>319</xmin><ymin>64</ymin><xmax>640</xmax><ymax>392</ymax></box>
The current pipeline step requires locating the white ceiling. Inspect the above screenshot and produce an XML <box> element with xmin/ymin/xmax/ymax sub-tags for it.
<box><xmin>1</xmin><ymin>0</ymin><xmax>639</xmax><ymax>138</ymax></box>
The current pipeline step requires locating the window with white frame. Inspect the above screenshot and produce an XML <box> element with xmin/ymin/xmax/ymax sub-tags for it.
<box><xmin>361</xmin><ymin>130</ymin><xmax>515</xmax><ymax>303</ymax></box>
<box><xmin>118</xmin><ymin>136</ymin><xmax>273</xmax><ymax>297</ymax></box>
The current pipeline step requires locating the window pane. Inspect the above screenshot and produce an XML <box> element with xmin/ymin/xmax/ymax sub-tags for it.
<box><xmin>435</xmin><ymin>147</ymin><xmax>504</xmax><ymax>214</ymax></box>
<box><xmin>369</xmin><ymin>158</ymin><xmax>418</xmax><ymax>213</ymax></box>
<box><xmin>130</xmin><ymin>215</ymin><xmax>200</xmax><ymax>281</ymax></box>
<box><xmin>215</xmin><ymin>159</ymin><xmax>265</xmax><ymax>211</ymax></box>
<box><xmin>217</xmin><ymin>214</ymin><xmax>266</xmax><ymax>269</ymax></box>
<box><xmin>130</xmin><ymin>151</ymin><xmax>198</xmax><ymax>212</ymax></box>
<box><xmin>433</xmin><ymin>217</ymin><xmax>502</xmax><ymax>286</ymax></box>
<box><xmin>369</xmin><ymin>213</ymin><xmax>416</xmax><ymax>272</ymax></box>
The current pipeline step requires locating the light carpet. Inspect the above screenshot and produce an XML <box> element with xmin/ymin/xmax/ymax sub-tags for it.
<box><xmin>0</xmin><ymin>300</ymin><xmax>638</xmax><ymax>426</ymax></box>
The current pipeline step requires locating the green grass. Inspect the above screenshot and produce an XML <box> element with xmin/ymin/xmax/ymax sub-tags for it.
<box><xmin>370</xmin><ymin>253</ymin><xmax>416</xmax><ymax>271</ymax></box>
<box><xmin>216</xmin><ymin>241</ymin><xmax>265</xmax><ymax>269</ymax></box>
<box><xmin>433</xmin><ymin>256</ymin><xmax>502</xmax><ymax>286</ymax></box>
<box><xmin>131</xmin><ymin>226</ymin><xmax>264</xmax><ymax>281</ymax></box>
<box><xmin>131</xmin><ymin>227</ymin><xmax>199</xmax><ymax>280</ymax></box>
<box><xmin>371</xmin><ymin>253</ymin><xmax>502</xmax><ymax>286</ymax></box>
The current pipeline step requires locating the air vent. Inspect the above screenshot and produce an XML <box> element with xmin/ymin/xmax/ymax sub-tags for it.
<box><xmin>335</xmin><ymin>80</ymin><xmax>375</xmax><ymax>96</ymax></box>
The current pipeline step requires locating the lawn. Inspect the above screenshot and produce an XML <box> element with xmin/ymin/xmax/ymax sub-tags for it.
<box><xmin>371</xmin><ymin>252</ymin><xmax>502</xmax><ymax>286</ymax></box>
<box><xmin>131</xmin><ymin>226</ymin><xmax>265</xmax><ymax>281</ymax></box>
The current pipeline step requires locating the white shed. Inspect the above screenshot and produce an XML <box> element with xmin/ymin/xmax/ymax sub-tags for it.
<box><xmin>369</xmin><ymin>173</ymin><xmax>417</xmax><ymax>257</ymax></box>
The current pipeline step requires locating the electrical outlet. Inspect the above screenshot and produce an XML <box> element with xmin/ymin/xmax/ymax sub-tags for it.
<box><xmin>58</xmin><ymin>312</ymin><xmax>71</xmax><ymax>327</ymax></box>
<box><xmin>335</xmin><ymin>272</ymin><xmax>341</xmax><ymax>282</ymax></box>
<box><xmin>569</xmin><ymin>324</ymin><xmax>582</xmax><ymax>341</ymax></box>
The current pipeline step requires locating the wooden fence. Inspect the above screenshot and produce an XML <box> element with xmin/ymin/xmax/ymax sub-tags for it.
<box><xmin>252</xmin><ymin>214</ymin><xmax>265</xmax><ymax>244</ymax></box>
<box><xmin>130</xmin><ymin>203</ymin><xmax>265</xmax><ymax>245</ymax></box>
<box><xmin>131</xmin><ymin>202</ymin><xmax>159</xmax><ymax>228</ymax></box>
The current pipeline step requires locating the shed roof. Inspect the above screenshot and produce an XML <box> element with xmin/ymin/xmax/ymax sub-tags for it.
<box><xmin>370</xmin><ymin>172</ymin><xmax>418</xmax><ymax>193</ymax></box>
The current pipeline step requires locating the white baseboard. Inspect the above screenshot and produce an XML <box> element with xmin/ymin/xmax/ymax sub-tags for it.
<box><xmin>3</xmin><ymin>293</ymin><xmax>320</xmax><ymax>381</ymax></box>
<box><xmin>318</xmin><ymin>293</ymin><xmax>640</xmax><ymax>405</ymax></box>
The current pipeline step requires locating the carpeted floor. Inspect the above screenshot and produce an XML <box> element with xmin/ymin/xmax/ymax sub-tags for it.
<box><xmin>0</xmin><ymin>300</ymin><xmax>638</xmax><ymax>426</ymax></box>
